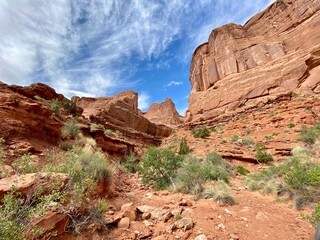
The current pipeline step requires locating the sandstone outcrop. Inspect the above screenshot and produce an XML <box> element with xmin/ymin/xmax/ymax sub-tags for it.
<box><xmin>0</xmin><ymin>82</ymin><xmax>62</xmax><ymax>159</ymax></box>
<box><xmin>187</xmin><ymin>0</ymin><xmax>320</xmax><ymax>123</ymax></box>
<box><xmin>144</xmin><ymin>98</ymin><xmax>182</xmax><ymax>126</ymax></box>
<box><xmin>8</xmin><ymin>82</ymin><xmax>64</xmax><ymax>101</ymax></box>
<box><xmin>72</xmin><ymin>91</ymin><xmax>172</xmax><ymax>138</ymax></box>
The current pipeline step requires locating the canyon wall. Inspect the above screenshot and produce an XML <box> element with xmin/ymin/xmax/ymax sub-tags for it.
<box><xmin>187</xmin><ymin>0</ymin><xmax>320</xmax><ymax>123</ymax></box>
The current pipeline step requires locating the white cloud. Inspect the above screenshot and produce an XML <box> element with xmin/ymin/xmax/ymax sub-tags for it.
<box><xmin>167</xmin><ymin>81</ymin><xmax>183</xmax><ymax>87</ymax></box>
<box><xmin>138</xmin><ymin>92</ymin><xmax>150</xmax><ymax>111</ymax></box>
<box><xmin>0</xmin><ymin>0</ymin><xmax>274</xmax><ymax>98</ymax></box>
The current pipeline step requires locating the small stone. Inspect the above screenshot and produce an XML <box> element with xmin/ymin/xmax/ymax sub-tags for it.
<box><xmin>137</xmin><ymin>205</ymin><xmax>154</xmax><ymax>213</ymax></box>
<box><xmin>174</xmin><ymin>218</ymin><xmax>194</xmax><ymax>231</ymax></box>
<box><xmin>230</xmin><ymin>233</ymin><xmax>239</xmax><ymax>239</ymax></box>
<box><xmin>145</xmin><ymin>192</ymin><xmax>154</xmax><ymax>199</ymax></box>
<box><xmin>224</xmin><ymin>208</ymin><xmax>232</xmax><ymax>215</ymax></box>
<box><xmin>194</xmin><ymin>234</ymin><xmax>208</xmax><ymax>240</ymax></box>
<box><xmin>240</xmin><ymin>217</ymin><xmax>248</xmax><ymax>222</ymax></box>
<box><xmin>161</xmin><ymin>191</ymin><xmax>170</xmax><ymax>196</ymax></box>
<box><xmin>142</xmin><ymin>212</ymin><xmax>151</xmax><ymax>220</ymax></box>
<box><xmin>118</xmin><ymin>217</ymin><xmax>130</xmax><ymax>229</ymax></box>
<box><xmin>107</xmin><ymin>210</ymin><xmax>114</xmax><ymax>215</ymax></box>
<box><xmin>120</xmin><ymin>202</ymin><xmax>137</xmax><ymax>221</ymax></box>
<box><xmin>179</xmin><ymin>199</ymin><xmax>193</xmax><ymax>207</ymax></box>
<box><xmin>171</xmin><ymin>208</ymin><xmax>183</xmax><ymax>217</ymax></box>
<box><xmin>143</xmin><ymin>220</ymin><xmax>154</xmax><ymax>227</ymax></box>
<box><xmin>256</xmin><ymin>211</ymin><xmax>269</xmax><ymax>221</ymax></box>
<box><xmin>217</xmin><ymin>223</ymin><xmax>225</xmax><ymax>230</ymax></box>
<box><xmin>163</xmin><ymin>212</ymin><xmax>173</xmax><ymax>222</ymax></box>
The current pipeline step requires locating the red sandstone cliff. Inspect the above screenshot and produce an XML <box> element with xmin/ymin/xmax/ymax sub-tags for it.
<box><xmin>144</xmin><ymin>98</ymin><xmax>182</xmax><ymax>126</ymax></box>
<box><xmin>187</xmin><ymin>0</ymin><xmax>320</xmax><ymax>123</ymax></box>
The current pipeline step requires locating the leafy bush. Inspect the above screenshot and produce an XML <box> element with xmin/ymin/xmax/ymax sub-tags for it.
<box><xmin>49</xmin><ymin>99</ymin><xmax>61</xmax><ymax>115</ymax></box>
<box><xmin>0</xmin><ymin>185</ymin><xmax>65</xmax><ymax>239</ymax></box>
<box><xmin>305</xmin><ymin>202</ymin><xmax>320</xmax><ymax>227</ymax></box>
<box><xmin>59</xmin><ymin>141</ymin><xmax>73</xmax><ymax>151</ymax></box>
<box><xmin>244</xmin><ymin>154</ymin><xmax>320</xmax><ymax>208</ymax></box>
<box><xmin>104</xmin><ymin>129</ymin><xmax>115</xmax><ymax>136</ymax></box>
<box><xmin>172</xmin><ymin>156</ymin><xmax>208</xmax><ymax>197</ymax></box>
<box><xmin>255</xmin><ymin>143</ymin><xmax>273</xmax><ymax>163</ymax></box>
<box><xmin>139</xmin><ymin>148</ymin><xmax>183</xmax><ymax>189</ymax></box>
<box><xmin>235</xmin><ymin>165</ymin><xmax>250</xmax><ymax>175</ymax></box>
<box><xmin>231</xmin><ymin>135</ymin><xmax>240</xmax><ymax>142</ymax></box>
<box><xmin>241</xmin><ymin>138</ymin><xmax>255</xmax><ymax>146</ymax></box>
<box><xmin>12</xmin><ymin>153</ymin><xmax>37</xmax><ymax>174</ymax></box>
<box><xmin>121</xmin><ymin>153</ymin><xmax>139</xmax><ymax>173</ymax></box>
<box><xmin>299</xmin><ymin>123</ymin><xmax>320</xmax><ymax>144</ymax></box>
<box><xmin>172</xmin><ymin>153</ymin><xmax>233</xmax><ymax>198</ymax></box>
<box><xmin>0</xmin><ymin>137</ymin><xmax>4</xmax><ymax>164</ymax></box>
<box><xmin>46</xmin><ymin>144</ymin><xmax>112</xmax><ymax>200</ymax></box>
<box><xmin>62</xmin><ymin>121</ymin><xmax>80</xmax><ymax>139</ymax></box>
<box><xmin>49</xmin><ymin>99</ymin><xmax>77</xmax><ymax>116</ymax></box>
<box><xmin>61</xmin><ymin>99</ymin><xmax>77</xmax><ymax>116</ymax></box>
<box><xmin>178</xmin><ymin>138</ymin><xmax>191</xmax><ymax>155</ymax></box>
<box><xmin>192</xmin><ymin>127</ymin><xmax>211</xmax><ymax>138</ymax></box>
<box><xmin>287</xmin><ymin>123</ymin><xmax>295</xmax><ymax>128</ymax></box>
<box><xmin>202</xmin><ymin>180</ymin><xmax>236</xmax><ymax>206</ymax></box>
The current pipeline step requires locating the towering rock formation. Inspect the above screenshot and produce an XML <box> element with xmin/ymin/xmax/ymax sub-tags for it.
<box><xmin>187</xmin><ymin>0</ymin><xmax>320</xmax><ymax>123</ymax></box>
<box><xmin>144</xmin><ymin>98</ymin><xmax>182</xmax><ymax>126</ymax></box>
<box><xmin>72</xmin><ymin>91</ymin><xmax>172</xmax><ymax>138</ymax></box>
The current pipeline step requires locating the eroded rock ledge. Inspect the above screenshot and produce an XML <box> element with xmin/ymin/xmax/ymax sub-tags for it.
<box><xmin>187</xmin><ymin>0</ymin><xmax>320</xmax><ymax>123</ymax></box>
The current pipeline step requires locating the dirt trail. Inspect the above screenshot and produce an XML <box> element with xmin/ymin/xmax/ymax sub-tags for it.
<box><xmin>107</xmin><ymin>172</ymin><xmax>315</xmax><ymax>240</ymax></box>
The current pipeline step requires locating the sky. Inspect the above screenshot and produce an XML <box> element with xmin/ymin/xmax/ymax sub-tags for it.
<box><xmin>0</xmin><ymin>0</ymin><xmax>274</xmax><ymax>115</ymax></box>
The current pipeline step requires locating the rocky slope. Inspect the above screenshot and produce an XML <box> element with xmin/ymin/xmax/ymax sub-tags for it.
<box><xmin>144</xmin><ymin>98</ymin><xmax>182</xmax><ymax>126</ymax></box>
<box><xmin>0</xmin><ymin>82</ymin><xmax>172</xmax><ymax>162</ymax></box>
<box><xmin>186</xmin><ymin>0</ymin><xmax>320</xmax><ymax>123</ymax></box>
<box><xmin>0</xmin><ymin>82</ymin><xmax>63</xmax><ymax>161</ymax></box>
<box><xmin>72</xmin><ymin>91</ymin><xmax>172</xmax><ymax>139</ymax></box>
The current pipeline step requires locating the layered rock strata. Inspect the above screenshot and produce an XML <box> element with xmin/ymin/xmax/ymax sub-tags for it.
<box><xmin>144</xmin><ymin>98</ymin><xmax>182</xmax><ymax>126</ymax></box>
<box><xmin>187</xmin><ymin>0</ymin><xmax>320</xmax><ymax>123</ymax></box>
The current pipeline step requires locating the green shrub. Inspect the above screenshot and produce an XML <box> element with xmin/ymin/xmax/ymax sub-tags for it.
<box><xmin>46</xmin><ymin>144</ymin><xmax>112</xmax><ymax>200</ymax></box>
<box><xmin>235</xmin><ymin>165</ymin><xmax>250</xmax><ymax>175</ymax></box>
<box><xmin>172</xmin><ymin>153</ymin><xmax>233</xmax><ymax>198</ymax></box>
<box><xmin>299</xmin><ymin>123</ymin><xmax>320</xmax><ymax>144</ymax></box>
<box><xmin>231</xmin><ymin>135</ymin><xmax>240</xmax><ymax>142</ymax></box>
<box><xmin>172</xmin><ymin>156</ymin><xmax>207</xmax><ymax>197</ymax></box>
<box><xmin>244</xmin><ymin>155</ymin><xmax>320</xmax><ymax>208</ymax></box>
<box><xmin>90</xmin><ymin>123</ymin><xmax>105</xmax><ymax>130</ymax></box>
<box><xmin>121</xmin><ymin>153</ymin><xmax>139</xmax><ymax>173</ymax></box>
<box><xmin>241</xmin><ymin>138</ymin><xmax>255</xmax><ymax>146</ymax></box>
<box><xmin>12</xmin><ymin>153</ymin><xmax>37</xmax><ymax>174</ymax></box>
<box><xmin>246</xmin><ymin>129</ymin><xmax>253</xmax><ymax>135</ymax></box>
<box><xmin>305</xmin><ymin>202</ymin><xmax>320</xmax><ymax>227</ymax></box>
<box><xmin>255</xmin><ymin>143</ymin><xmax>273</xmax><ymax>163</ymax></box>
<box><xmin>62</xmin><ymin>121</ymin><xmax>80</xmax><ymax>139</ymax></box>
<box><xmin>178</xmin><ymin>138</ymin><xmax>191</xmax><ymax>155</ymax></box>
<box><xmin>0</xmin><ymin>137</ymin><xmax>4</xmax><ymax>164</ymax></box>
<box><xmin>59</xmin><ymin>141</ymin><xmax>73</xmax><ymax>151</ymax></box>
<box><xmin>49</xmin><ymin>99</ymin><xmax>61</xmax><ymax>115</ymax></box>
<box><xmin>104</xmin><ymin>129</ymin><xmax>115</xmax><ymax>136</ymax></box>
<box><xmin>202</xmin><ymin>180</ymin><xmax>236</xmax><ymax>206</ymax></box>
<box><xmin>114</xmin><ymin>130</ymin><xmax>122</xmax><ymax>136</ymax></box>
<box><xmin>139</xmin><ymin>148</ymin><xmax>183</xmax><ymax>190</ymax></box>
<box><xmin>0</xmin><ymin>185</ymin><xmax>65</xmax><ymax>239</ymax></box>
<box><xmin>192</xmin><ymin>127</ymin><xmax>211</xmax><ymax>138</ymax></box>
<box><xmin>61</xmin><ymin>99</ymin><xmax>77</xmax><ymax>116</ymax></box>
<box><xmin>49</xmin><ymin>99</ymin><xmax>77</xmax><ymax>116</ymax></box>
<box><xmin>287</xmin><ymin>123</ymin><xmax>295</xmax><ymax>128</ymax></box>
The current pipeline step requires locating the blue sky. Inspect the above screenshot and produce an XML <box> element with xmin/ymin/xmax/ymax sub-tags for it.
<box><xmin>0</xmin><ymin>0</ymin><xmax>274</xmax><ymax>114</ymax></box>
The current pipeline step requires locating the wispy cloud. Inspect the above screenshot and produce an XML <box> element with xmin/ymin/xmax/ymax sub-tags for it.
<box><xmin>167</xmin><ymin>81</ymin><xmax>183</xmax><ymax>87</ymax></box>
<box><xmin>138</xmin><ymin>92</ymin><xmax>150</xmax><ymax>111</ymax></box>
<box><xmin>0</xmin><ymin>0</ymin><xmax>274</xmax><ymax>99</ymax></box>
